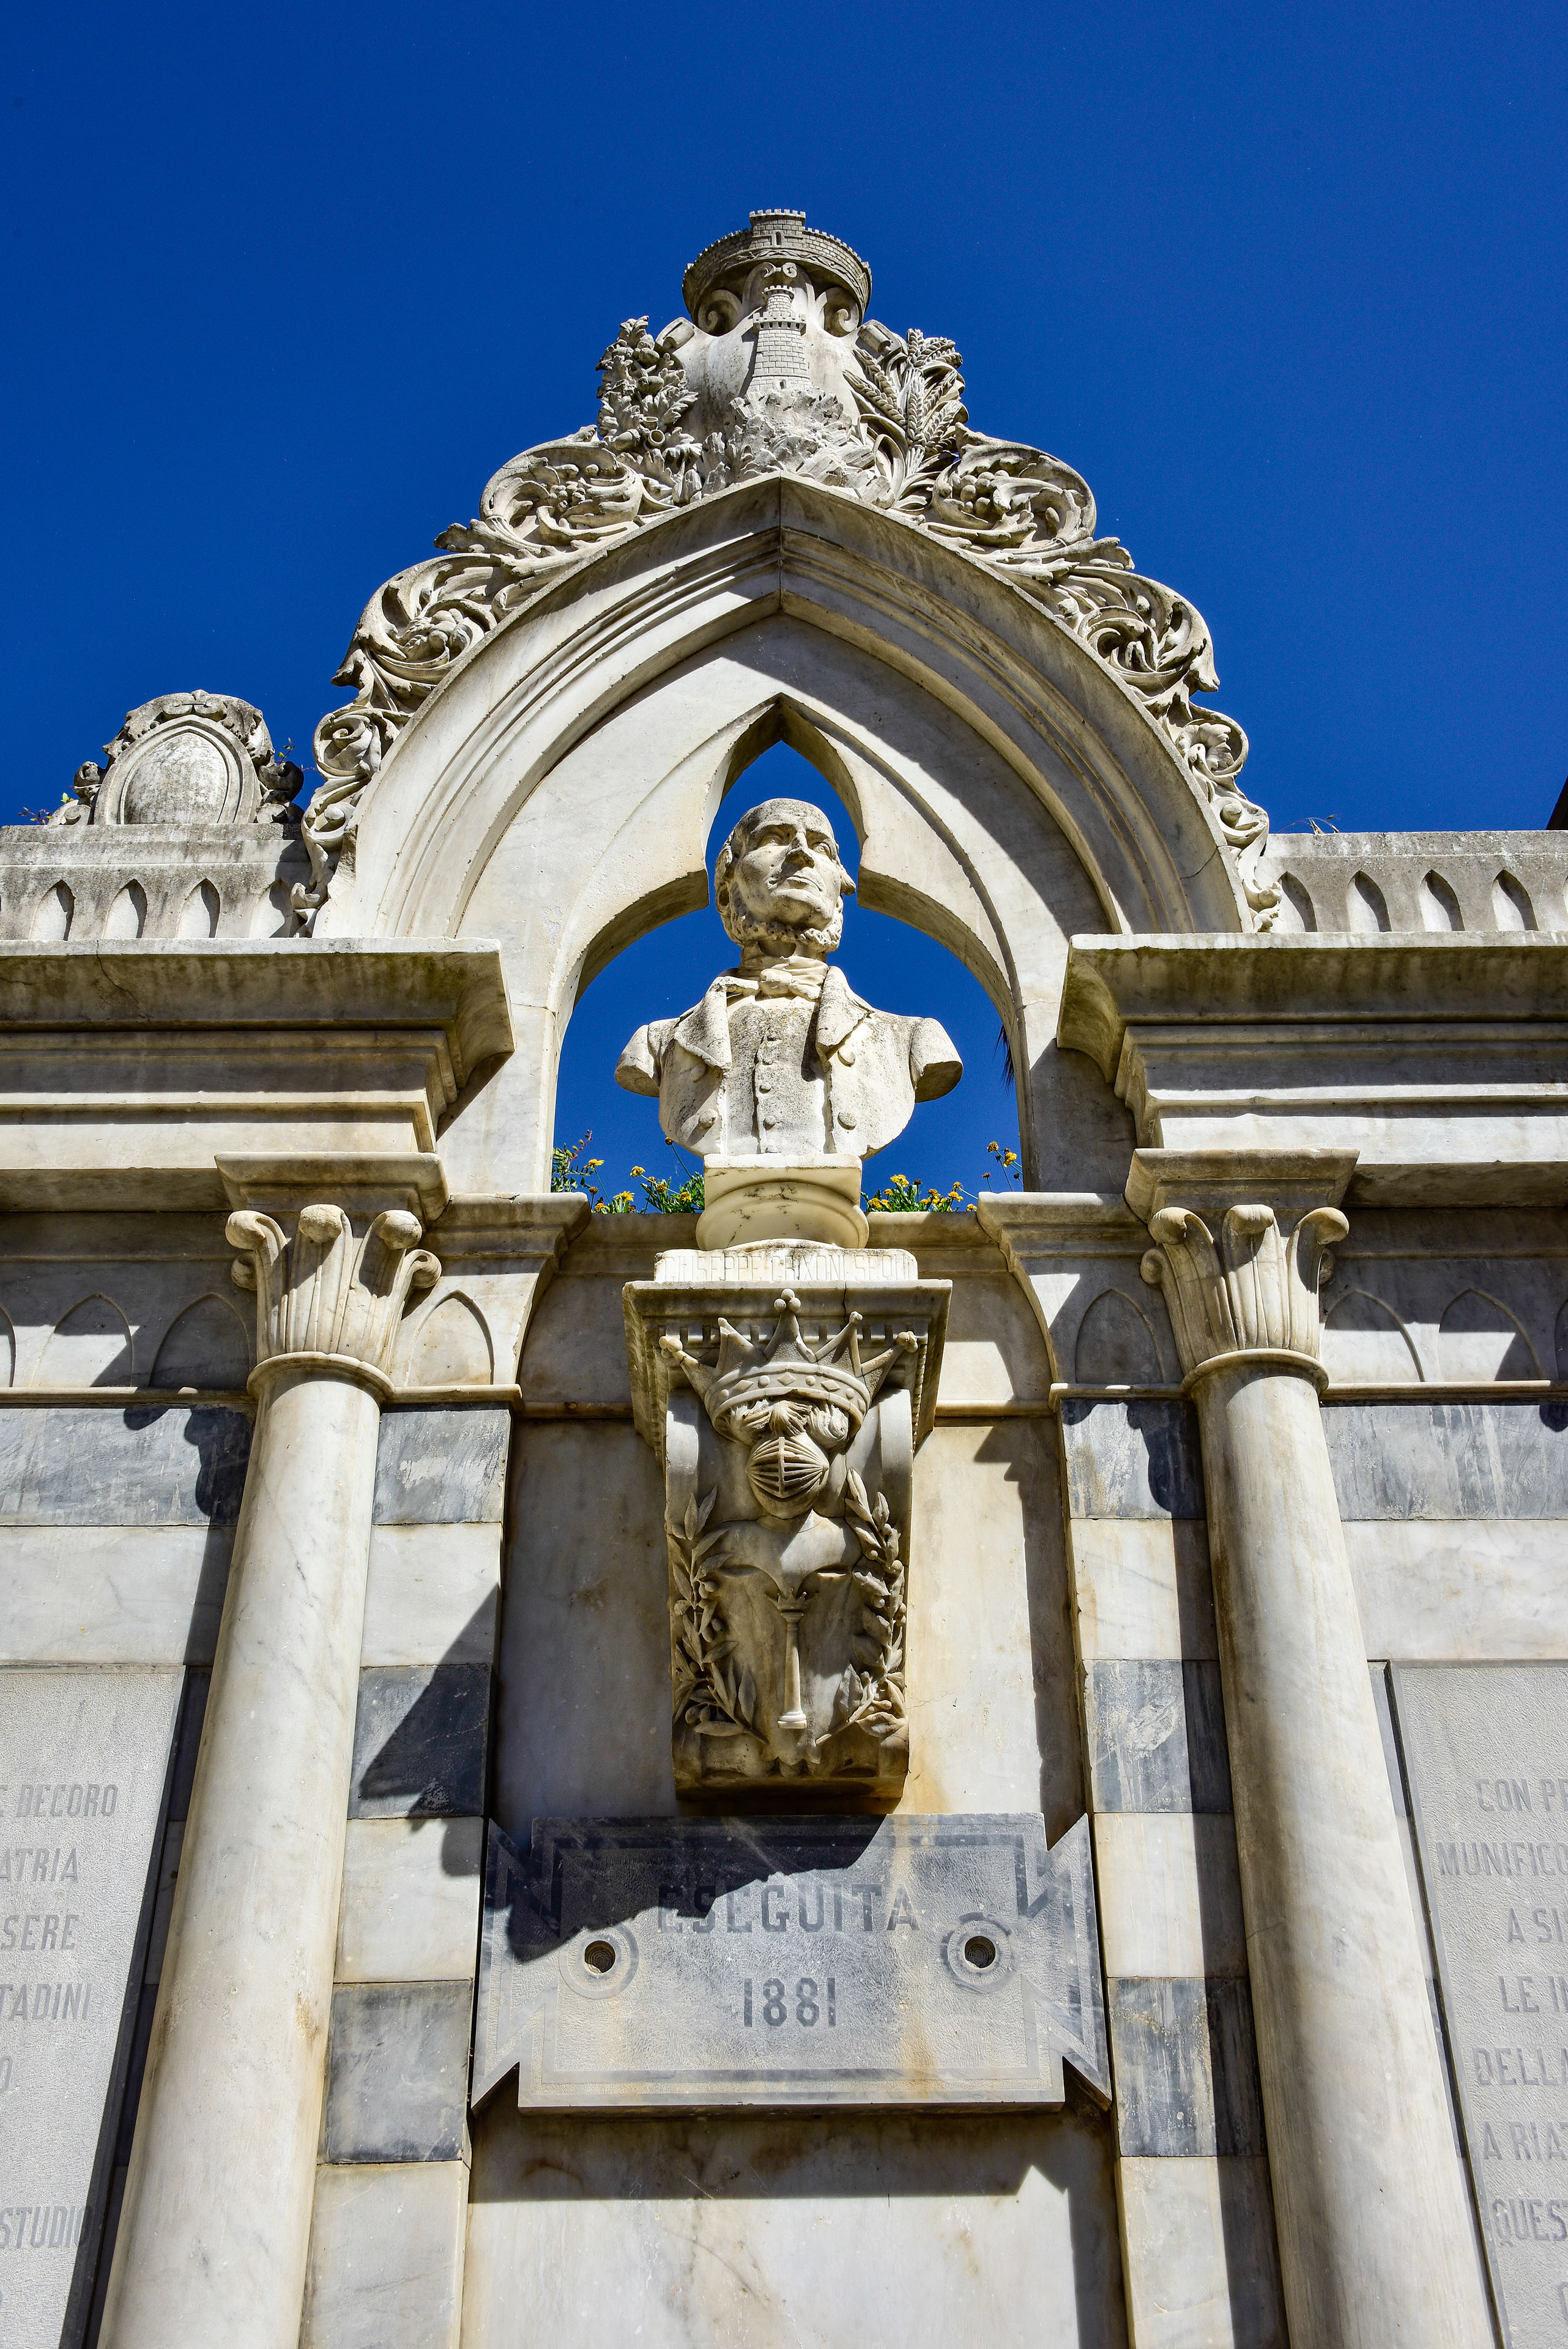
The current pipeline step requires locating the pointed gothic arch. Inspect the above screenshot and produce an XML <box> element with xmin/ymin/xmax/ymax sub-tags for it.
<box><xmin>327</xmin><ymin>486</ymin><xmax>1249</xmax><ymax>1190</ymax></box>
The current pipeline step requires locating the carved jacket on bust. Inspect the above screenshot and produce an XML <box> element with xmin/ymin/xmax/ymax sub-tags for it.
<box><xmin>617</xmin><ymin>965</ymin><xmax>958</xmax><ymax>1158</ymax></box>
<box><xmin>614</xmin><ymin>798</ymin><xmax>961</xmax><ymax>1160</ymax></box>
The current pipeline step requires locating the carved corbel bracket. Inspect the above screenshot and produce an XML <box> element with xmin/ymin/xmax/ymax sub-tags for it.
<box><xmin>623</xmin><ymin>1269</ymin><xmax>948</xmax><ymax>1805</ymax></box>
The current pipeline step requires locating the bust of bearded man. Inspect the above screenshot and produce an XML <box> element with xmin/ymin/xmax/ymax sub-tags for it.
<box><xmin>615</xmin><ymin>798</ymin><xmax>962</xmax><ymax>1160</ymax></box>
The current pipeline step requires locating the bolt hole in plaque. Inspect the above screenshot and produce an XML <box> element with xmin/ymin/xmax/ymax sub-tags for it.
<box><xmin>943</xmin><ymin>1914</ymin><xmax>1016</xmax><ymax>1994</ymax></box>
<box><xmin>560</xmin><ymin>1924</ymin><xmax>640</xmax><ymax>2000</ymax></box>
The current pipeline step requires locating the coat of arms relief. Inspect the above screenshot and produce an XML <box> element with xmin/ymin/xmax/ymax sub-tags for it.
<box><xmin>625</xmin><ymin>1278</ymin><xmax>947</xmax><ymax>1802</ymax></box>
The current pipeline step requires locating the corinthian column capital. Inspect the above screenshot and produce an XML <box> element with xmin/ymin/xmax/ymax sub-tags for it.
<box><xmin>1127</xmin><ymin>1148</ymin><xmax>1356</xmax><ymax>1384</ymax></box>
<box><xmin>228</xmin><ymin>1203</ymin><xmax>440</xmax><ymax>1389</ymax></box>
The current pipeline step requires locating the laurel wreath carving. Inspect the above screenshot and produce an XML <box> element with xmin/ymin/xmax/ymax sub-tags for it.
<box><xmin>667</xmin><ymin>1488</ymin><xmax>760</xmax><ymax>1743</ymax></box>
<box><xmin>834</xmin><ymin>1469</ymin><xmax>907</xmax><ymax>1740</ymax></box>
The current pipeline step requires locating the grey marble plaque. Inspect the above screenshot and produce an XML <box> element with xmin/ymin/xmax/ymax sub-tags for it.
<box><xmin>1397</xmin><ymin>1663</ymin><xmax>1568</xmax><ymax>2346</ymax></box>
<box><xmin>0</xmin><ymin>1668</ymin><xmax>180</xmax><ymax>2349</ymax></box>
<box><xmin>474</xmin><ymin>1813</ymin><xmax>1107</xmax><ymax>2112</ymax></box>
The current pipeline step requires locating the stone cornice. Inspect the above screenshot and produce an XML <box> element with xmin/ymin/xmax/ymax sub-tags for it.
<box><xmin>0</xmin><ymin>941</ymin><xmax>513</xmax><ymax>1212</ymax></box>
<box><xmin>0</xmin><ymin>939</ymin><xmax>513</xmax><ymax>1070</ymax></box>
<box><xmin>1059</xmin><ymin>933</ymin><xmax>1568</xmax><ymax>1205</ymax></box>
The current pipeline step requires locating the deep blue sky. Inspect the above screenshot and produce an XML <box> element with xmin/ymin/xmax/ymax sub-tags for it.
<box><xmin>5</xmin><ymin>2</ymin><xmax>1564</xmax><ymax>1186</ymax></box>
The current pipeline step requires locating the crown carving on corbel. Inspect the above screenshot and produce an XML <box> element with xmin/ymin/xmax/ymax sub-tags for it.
<box><xmin>302</xmin><ymin>210</ymin><xmax>1273</xmax><ymax>932</ymax></box>
<box><xmin>52</xmin><ymin>692</ymin><xmax>303</xmax><ymax>830</ymax></box>
<box><xmin>1129</xmin><ymin>1150</ymin><xmax>1356</xmax><ymax>1381</ymax></box>
<box><xmin>228</xmin><ymin>1205</ymin><xmax>440</xmax><ymax>1382</ymax></box>
<box><xmin>660</xmin><ymin>1292</ymin><xmax>916</xmax><ymax>1515</ymax></box>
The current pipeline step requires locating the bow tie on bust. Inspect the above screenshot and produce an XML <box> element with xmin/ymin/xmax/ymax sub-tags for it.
<box><xmin>724</xmin><ymin>954</ymin><xmax>828</xmax><ymax>1004</ymax></box>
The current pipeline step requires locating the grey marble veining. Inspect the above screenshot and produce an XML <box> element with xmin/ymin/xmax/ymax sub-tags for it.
<box><xmin>349</xmin><ymin>1666</ymin><xmax>491</xmax><ymax>1819</ymax></box>
<box><xmin>1108</xmin><ymin>1977</ymin><xmax>1265</xmax><ymax>2159</ymax></box>
<box><xmin>1085</xmin><ymin>1661</ymin><xmax>1232</xmax><ymax>1816</ymax></box>
<box><xmin>373</xmin><ymin>1408</ymin><xmax>509</xmax><ymax>1527</ymax></box>
<box><xmin>1325</xmin><ymin>1397</ymin><xmax>1568</xmax><ymax>1522</ymax></box>
<box><xmin>324</xmin><ymin>1982</ymin><xmax>473</xmax><ymax>2164</ymax></box>
<box><xmin>1059</xmin><ymin>1401</ymin><xmax>1205</xmax><ymax>1523</ymax></box>
<box><xmin>0</xmin><ymin>1406</ymin><xmax>250</xmax><ymax>1527</ymax></box>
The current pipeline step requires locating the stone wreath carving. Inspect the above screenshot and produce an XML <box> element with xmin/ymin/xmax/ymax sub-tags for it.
<box><xmin>656</xmin><ymin>1290</ymin><xmax>918</xmax><ymax>1800</ymax></box>
<box><xmin>304</xmin><ymin>210</ymin><xmax>1276</xmax><ymax>929</ymax></box>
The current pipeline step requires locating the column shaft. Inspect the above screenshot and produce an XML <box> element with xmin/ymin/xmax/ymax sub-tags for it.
<box><xmin>101</xmin><ymin>1364</ymin><xmax>381</xmax><ymax>2349</ymax></box>
<box><xmin>1195</xmin><ymin>1360</ymin><xmax>1490</xmax><ymax>2347</ymax></box>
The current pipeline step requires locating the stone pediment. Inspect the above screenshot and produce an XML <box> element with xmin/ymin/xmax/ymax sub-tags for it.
<box><xmin>304</xmin><ymin>209</ymin><xmax>1274</xmax><ymax>933</ymax></box>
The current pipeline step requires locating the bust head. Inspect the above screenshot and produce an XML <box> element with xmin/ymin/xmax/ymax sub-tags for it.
<box><xmin>713</xmin><ymin>798</ymin><xmax>856</xmax><ymax>958</ymax></box>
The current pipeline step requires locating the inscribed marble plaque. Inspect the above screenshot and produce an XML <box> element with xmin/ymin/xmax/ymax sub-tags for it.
<box><xmin>0</xmin><ymin>1668</ymin><xmax>180</xmax><ymax>2349</ymax></box>
<box><xmin>1396</xmin><ymin>1662</ymin><xmax>1568</xmax><ymax>2345</ymax></box>
<box><xmin>474</xmin><ymin>1813</ymin><xmax>1107</xmax><ymax>2111</ymax></box>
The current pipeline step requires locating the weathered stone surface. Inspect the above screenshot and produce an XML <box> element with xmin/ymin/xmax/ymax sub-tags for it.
<box><xmin>0</xmin><ymin>1666</ymin><xmax>181</xmax><ymax>2349</ymax></box>
<box><xmin>464</xmin><ymin>2104</ymin><xmax>1129</xmax><ymax>2349</ymax></box>
<box><xmin>360</xmin><ymin>1525</ymin><xmax>500</xmax><ymax>1668</ymax></box>
<box><xmin>475</xmin><ymin>1813</ymin><xmax>1107</xmax><ymax>2110</ymax></box>
<box><xmin>1093</xmin><ymin>1814</ymin><xmax>1247</xmax><ymax>1980</ymax></box>
<box><xmin>1107</xmin><ymin>1978</ymin><xmax>1265</xmax><ymax>2158</ymax></box>
<box><xmin>301</xmin><ymin>2161</ymin><xmax>467</xmax><ymax>2349</ymax></box>
<box><xmin>1348</xmin><ymin>1518</ymin><xmax>1568</xmax><ymax>1661</ymax></box>
<box><xmin>1058</xmin><ymin>1401</ymin><xmax>1205</xmax><ymax>1523</ymax></box>
<box><xmin>1325</xmin><ymin>1397</ymin><xmax>1568</xmax><ymax>1521</ymax></box>
<box><xmin>373</xmin><ymin>1408</ymin><xmax>510</xmax><ymax>1527</ymax></box>
<box><xmin>0</xmin><ymin>1526</ymin><xmax>232</xmax><ymax>1664</ymax></box>
<box><xmin>349</xmin><ymin>1666</ymin><xmax>491</xmax><ymax>1819</ymax></box>
<box><xmin>0</xmin><ymin>1405</ymin><xmax>250</xmax><ymax>1526</ymax></box>
<box><xmin>324</xmin><ymin>1983</ymin><xmax>472</xmax><ymax>2164</ymax></box>
<box><xmin>336</xmin><ymin>1819</ymin><xmax>484</xmax><ymax>1984</ymax></box>
<box><xmin>1070</xmin><ymin>1518</ymin><xmax>1217</xmax><ymax>1664</ymax></box>
<box><xmin>1394</xmin><ymin>1662</ymin><xmax>1568</xmax><ymax>2344</ymax></box>
<box><xmin>1117</xmin><ymin>2154</ymin><xmax>1287</xmax><ymax>2349</ymax></box>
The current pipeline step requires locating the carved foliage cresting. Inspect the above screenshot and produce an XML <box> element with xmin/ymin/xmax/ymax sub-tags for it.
<box><xmin>228</xmin><ymin>1204</ymin><xmax>440</xmax><ymax>1378</ymax></box>
<box><xmin>1140</xmin><ymin>1201</ymin><xmax>1347</xmax><ymax>1378</ymax></box>
<box><xmin>306</xmin><ymin>213</ymin><xmax>1272</xmax><ymax>929</ymax></box>
<box><xmin>656</xmin><ymin>1291</ymin><xmax>918</xmax><ymax>1799</ymax></box>
<box><xmin>55</xmin><ymin>692</ymin><xmax>303</xmax><ymax>830</ymax></box>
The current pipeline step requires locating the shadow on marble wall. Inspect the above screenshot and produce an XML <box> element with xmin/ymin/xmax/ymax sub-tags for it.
<box><xmin>465</xmin><ymin>2095</ymin><xmax>1127</xmax><ymax>2348</ymax></box>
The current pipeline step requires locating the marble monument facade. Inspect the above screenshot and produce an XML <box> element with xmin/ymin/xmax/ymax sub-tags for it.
<box><xmin>3</xmin><ymin>211</ymin><xmax>1567</xmax><ymax>2348</ymax></box>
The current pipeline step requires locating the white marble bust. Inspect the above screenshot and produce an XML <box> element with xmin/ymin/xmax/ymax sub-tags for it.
<box><xmin>615</xmin><ymin>798</ymin><xmax>962</xmax><ymax>1159</ymax></box>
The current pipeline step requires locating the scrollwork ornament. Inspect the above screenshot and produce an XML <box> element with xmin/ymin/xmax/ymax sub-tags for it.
<box><xmin>307</xmin><ymin>219</ymin><xmax>1270</xmax><ymax>929</ymax></box>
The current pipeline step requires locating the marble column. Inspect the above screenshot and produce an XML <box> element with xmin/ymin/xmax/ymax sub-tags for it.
<box><xmin>100</xmin><ymin>1197</ymin><xmax>440</xmax><ymax>2349</ymax></box>
<box><xmin>1130</xmin><ymin>1148</ymin><xmax>1492</xmax><ymax>2349</ymax></box>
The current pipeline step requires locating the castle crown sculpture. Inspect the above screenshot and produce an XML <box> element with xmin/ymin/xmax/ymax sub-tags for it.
<box><xmin>682</xmin><ymin>209</ymin><xmax>872</xmax><ymax>327</ymax></box>
<box><xmin>660</xmin><ymin>1291</ymin><xmax>913</xmax><ymax>1440</ymax></box>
